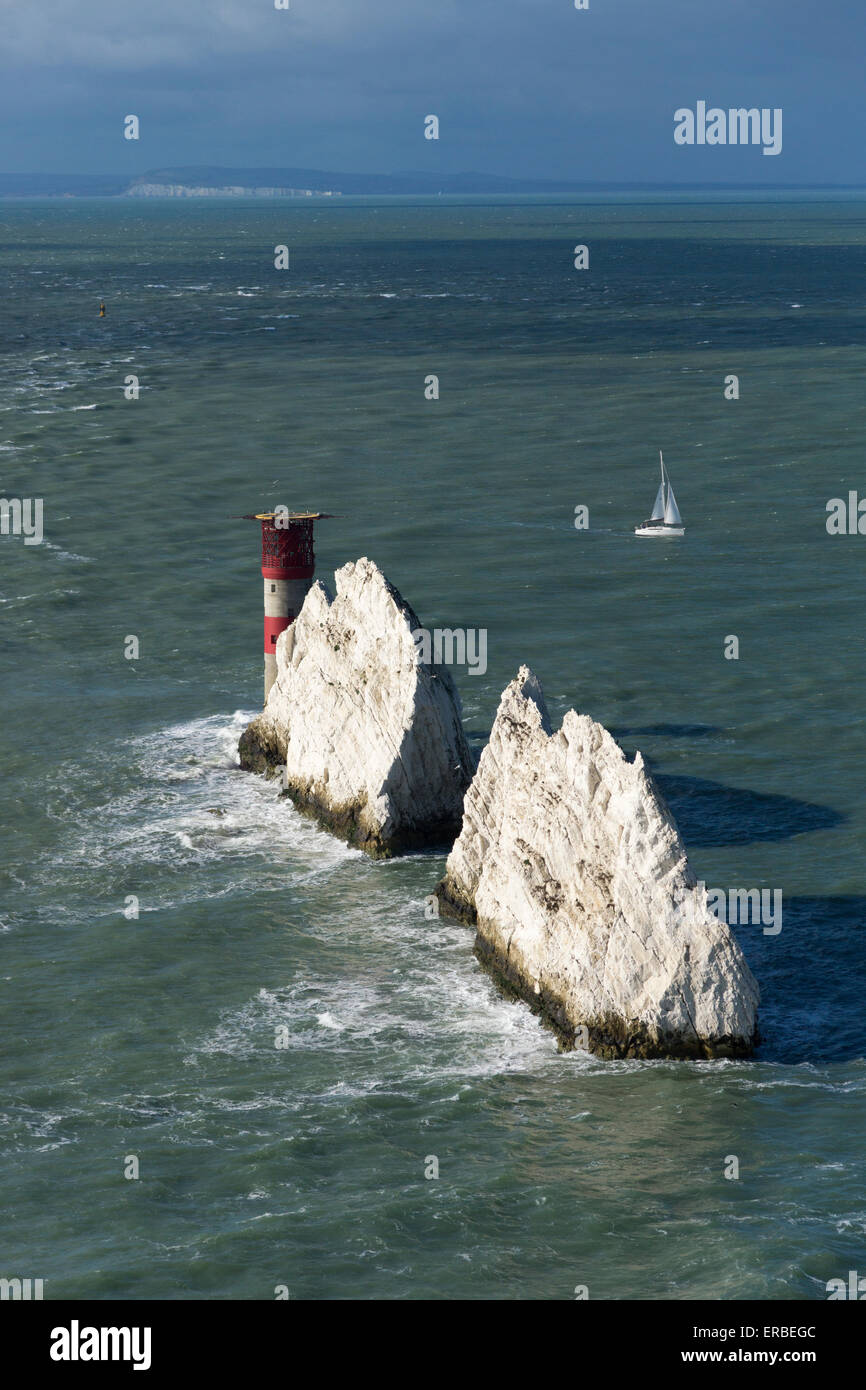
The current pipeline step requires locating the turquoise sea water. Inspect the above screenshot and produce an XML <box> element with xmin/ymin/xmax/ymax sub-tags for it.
<box><xmin>1</xmin><ymin>194</ymin><xmax>865</xmax><ymax>1299</ymax></box>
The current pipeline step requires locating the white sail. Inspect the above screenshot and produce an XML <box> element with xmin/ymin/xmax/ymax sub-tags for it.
<box><xmin>664</xmin><ymin>484</ymin><xmax>682</xmax><ymax>526</ymax></box>
<box><xmin>650</xmin><ymin>450</ymin><xmax>666</xmax><ymax>519</ymax></box>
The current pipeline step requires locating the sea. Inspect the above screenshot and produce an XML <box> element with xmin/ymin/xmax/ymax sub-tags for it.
<box><xmin>1</xmin><ymin>192</ymin><xmax>865</xmax><ymax>1300</ymax></box>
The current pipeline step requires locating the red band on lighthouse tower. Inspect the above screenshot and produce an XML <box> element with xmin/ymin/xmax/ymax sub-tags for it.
<box><xmin>264</xmin><ymin>614</ymin><xmax>291</xmax><ymax>653</ymax></box>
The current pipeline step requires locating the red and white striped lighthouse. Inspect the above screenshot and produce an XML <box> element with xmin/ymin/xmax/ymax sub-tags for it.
<box><xmin>244</xmin><ymin>509</ymin><xmax>331</xmax><ymax>700</ymax></box>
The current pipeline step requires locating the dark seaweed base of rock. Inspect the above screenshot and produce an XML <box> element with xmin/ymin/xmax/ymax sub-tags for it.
<box><xmin>432</xmin><ymin>876</ymin><xmax>477</xmax><ymax>927</ymax></box>
<box><xmin>472</xmin><ymin>933</ymin><xmax>758</xmax><ymax>1059</ymax></box>
<box><xmin>281</xmin><ymin>782</ymin><xmax>462</xmax><ymax>859</ymax></box>
<box><xmin>238</xmin><ymin>725</ymin><xmax>283</xmax><ymax>777</ymax></box>
<box><xmin>434</xmin><ymin>873</ymin><xmax>758</xmax><ymax>1059</ymax></box>
<box><xmin>240</xmin><ymin>729</ymin><xmax>461</xmax><ymax>859</ymax></box>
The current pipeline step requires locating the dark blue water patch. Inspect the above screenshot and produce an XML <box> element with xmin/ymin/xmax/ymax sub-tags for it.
<box><xmin>653</xmin><ymin>772</ymin><xmax>843</xmax><ymax>847</ymax></box>
<box><xmin>5</xmin><ymin>226</ymin><xmax>866</xmax><ymax>361</ymax></box>
<box><xmin>463</xmin><ymin>729</ymin><xmax>491</xmax><ymax>763</ymax></box>
<box><xmin>740</xmin><ymin>896</ymin><xmax>866</xmax><ymax>1063</ymax></box>
<box><xmin>611</xmin><ymin>722</ymin><xmax>722</xmax><ymax>739</ymax></box>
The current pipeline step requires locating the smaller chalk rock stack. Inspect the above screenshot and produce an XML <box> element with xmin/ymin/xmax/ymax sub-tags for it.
<box><xmin>238</xmin><ymin>558</ymin><xmax>475</xmax><ymax>857</ymax></box>
<box><xmin>435</xmin><ymin>667</ymin><xmax>760</xmax><ymax>1059</ymax></box>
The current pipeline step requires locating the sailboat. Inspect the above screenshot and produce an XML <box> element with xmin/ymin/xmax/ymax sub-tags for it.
<box><xmin>634</xmin><ymin>450</ymin><xmax>684</xmax><ymax>537</ymax></box>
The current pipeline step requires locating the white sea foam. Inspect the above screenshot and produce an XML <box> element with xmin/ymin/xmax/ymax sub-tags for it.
<box><xmin>316</xmin><ymin>1013</ymin><xmax>344</xmax><ymax>1031</ymax></box>
<box><xmin>184</xmin><ymin>906</ymin><xmax>586</xmax><ymax>1087</ymax></box>
<box><xmin>42</xmin><ymin>710</ymin><xmax>359</xmax><ymax>896</ymax></box>
<box><xmin>43</xmin><ymin>542</ymin><xmax>93</xmax><ymax>562</ymax></box>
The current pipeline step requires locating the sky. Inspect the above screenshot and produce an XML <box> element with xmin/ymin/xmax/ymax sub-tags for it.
<box><xmin>0</xmin><ymin>0</ymin><xmax>863</xmax><ymax>183</ymax></box>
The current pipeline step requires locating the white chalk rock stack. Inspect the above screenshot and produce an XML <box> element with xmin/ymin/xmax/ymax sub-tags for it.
<box><xmin>435</xmin><ymin>666</ymin><xmax>760</xmax><ymax>1058</ymax></box>
<box><xmin>239</xmin><ymin>558</ymin><xmax>475</xmax><ymax>857</ymax></box>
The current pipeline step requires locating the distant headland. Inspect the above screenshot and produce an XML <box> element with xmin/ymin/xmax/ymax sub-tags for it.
<box><xmin>0</xmin><ymin>167</ymin><xmax>860</xmax><ymax>199</ymax></box>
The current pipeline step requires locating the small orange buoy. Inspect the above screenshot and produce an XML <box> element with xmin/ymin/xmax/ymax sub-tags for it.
<box><xmin>99</xmin><ymin>302</ymin><xmax>106</xmax><ymax>317</ymax></box>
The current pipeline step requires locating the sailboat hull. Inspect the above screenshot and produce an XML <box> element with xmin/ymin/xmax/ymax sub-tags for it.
<box><xmin>634</xmin><ymin>523</ymin><xmax>684</xmax><ymax>537</ymax></box>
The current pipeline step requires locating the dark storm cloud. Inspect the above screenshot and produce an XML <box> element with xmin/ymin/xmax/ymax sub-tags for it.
<box><xmin>0</xmin><ymin>0</ymin><xmax>863</xmax><ymax>182</ymax></box>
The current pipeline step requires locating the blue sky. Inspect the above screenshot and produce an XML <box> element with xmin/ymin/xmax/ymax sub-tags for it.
<box><xmin>0</xmin><ymin>0</ymin><xmax>862</xmax><ymax>182</ymax></box>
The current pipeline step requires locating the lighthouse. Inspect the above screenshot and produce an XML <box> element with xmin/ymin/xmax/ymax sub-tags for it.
<box><xmin>244</xmin><ymin>509</ymin><xmax>331</xmax><ymax>700</ymax></box>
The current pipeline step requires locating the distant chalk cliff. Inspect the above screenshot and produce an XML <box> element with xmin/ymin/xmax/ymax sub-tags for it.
<box><xmin>125</xmin><ymin>182</ymin><xmax>341</xmax><ymax>198</ymax></box>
